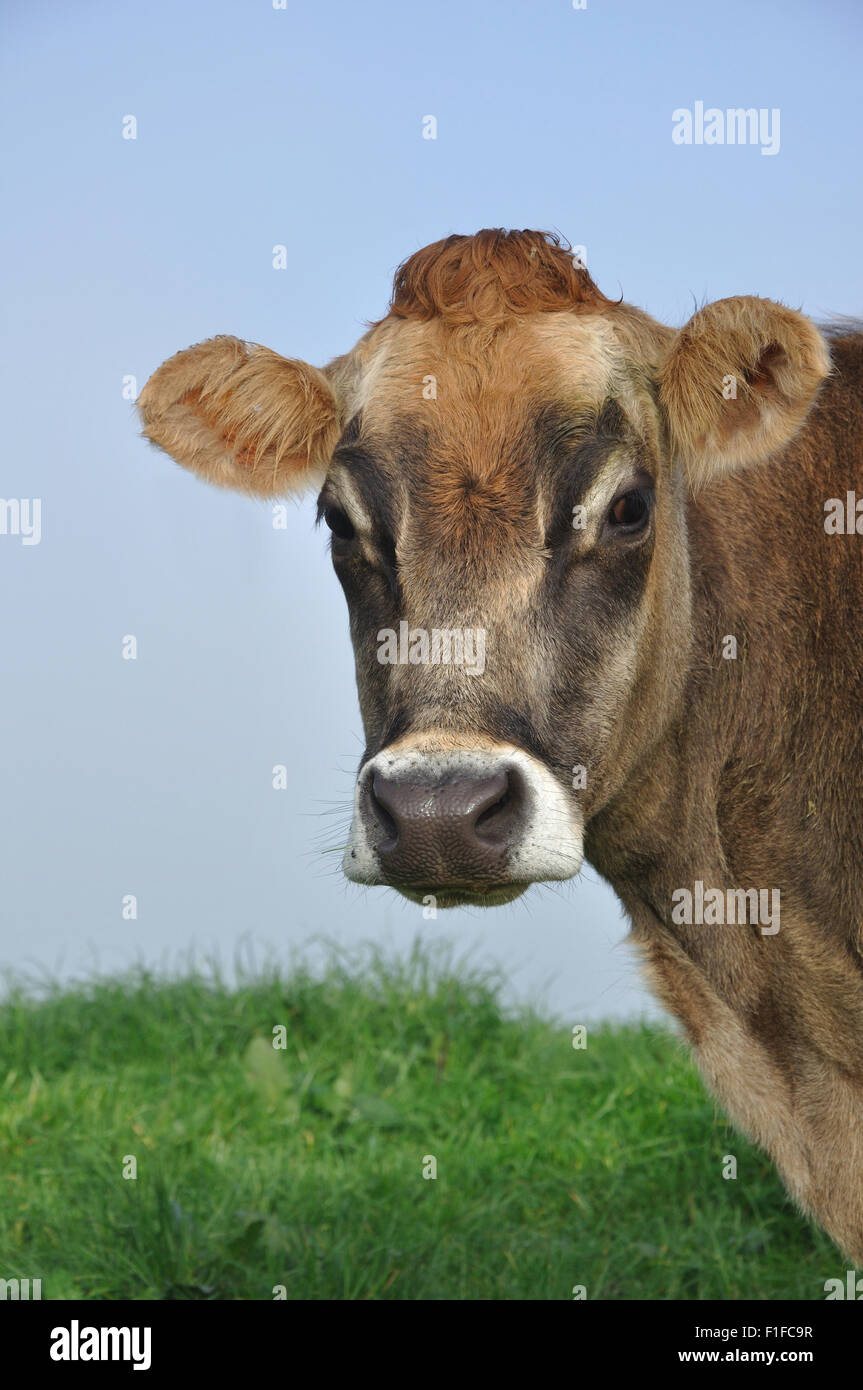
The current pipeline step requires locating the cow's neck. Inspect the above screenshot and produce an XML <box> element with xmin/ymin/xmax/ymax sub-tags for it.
<box><xmin>584</xmin><ymin>456</ymin><xmax>863</xmax><ymax>1263</ymax></box>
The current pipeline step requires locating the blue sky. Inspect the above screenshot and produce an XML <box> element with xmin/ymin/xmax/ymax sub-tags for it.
<box><xmin>1</xmin><ymin>0</ymin><xmax>860</xmax><ymax>1017</ymax></box>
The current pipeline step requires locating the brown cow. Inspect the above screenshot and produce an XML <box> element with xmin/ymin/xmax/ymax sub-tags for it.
<box><xmin>138</xmin><ymin>229</ymin><xmax>863</xmax><ymax>1264</ymax></box>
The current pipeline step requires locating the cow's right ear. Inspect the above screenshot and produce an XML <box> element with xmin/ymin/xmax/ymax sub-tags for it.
<box><xmin>137</xmin><ymin>336</ymin><xmax>342</xmax><ymax>497</ymax></box>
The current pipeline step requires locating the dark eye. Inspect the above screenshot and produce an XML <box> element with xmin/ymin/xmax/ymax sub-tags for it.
<box><xmin>608</xmin><ymin>488</ymin><xmax>650</xmax><ymax>532</ymax></box>
<box><xmin>324</xmin><ymin>505</ymin><xmax>355</xmax><ymax>541</ymax></box>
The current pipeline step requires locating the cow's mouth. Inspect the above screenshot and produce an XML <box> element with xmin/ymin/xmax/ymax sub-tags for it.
<box><xmin>395</xmin><ymin>884</ymin><xmax>529</xmax><ymax>909</ymax></box>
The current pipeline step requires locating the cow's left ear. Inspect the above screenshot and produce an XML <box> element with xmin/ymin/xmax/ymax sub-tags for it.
<box><xmin>659</xmin><ymin>296</ymin><xmax>831</xmax><ymax>491</ymax></box>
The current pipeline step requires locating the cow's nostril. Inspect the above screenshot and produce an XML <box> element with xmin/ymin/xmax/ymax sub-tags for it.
<box><xmin>368</xmin><ymin>780</ymin><xmax>398</xmax><ymax>850</ymax></box>
<box><xmin>474</xmin><ymin>787</ymin><xmax>509</xmax><ymax>833</ymax></box>
<box><xmin>474</xmin><ymin>768</ymin><xmax>525</xmax><ymax>844</ymax></box>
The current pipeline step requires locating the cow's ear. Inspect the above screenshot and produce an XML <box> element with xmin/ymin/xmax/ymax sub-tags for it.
<box><xmin>659</xmin><ymin>296</ymin><xmax>830</xmax><ymax>491</ymax></box>
<box><xmin>137</xmin><ymin>336</ymin><xmax>342</xmax><ymax>497</ymax></box>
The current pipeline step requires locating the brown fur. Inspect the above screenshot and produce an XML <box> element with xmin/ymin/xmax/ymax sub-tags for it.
<box><xmin>387</xmin><ymin>229</ymin><xmax>612</xmax><ymax>326</ymax></box>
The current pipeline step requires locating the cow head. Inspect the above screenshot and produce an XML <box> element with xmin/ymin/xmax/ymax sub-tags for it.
<box><xmin>138</xmin><ymin>230</ymin><xmax>829</xmax><ymax>908</ymax></box>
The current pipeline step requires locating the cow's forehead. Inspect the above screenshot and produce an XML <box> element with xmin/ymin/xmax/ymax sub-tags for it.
<box><xmin>351</xmin><ymin>311</ymin><xmax>625</xmax><ymax>429</ymax></box>
<box><xmin>323</xmin><ymin>310</ymin><xmax>664</xmax><ymax>605</ymax></box>
<box><xmin>324</xmin><ymin>310</ymin><xmax>666</xmax><ymax>577</ymax></box>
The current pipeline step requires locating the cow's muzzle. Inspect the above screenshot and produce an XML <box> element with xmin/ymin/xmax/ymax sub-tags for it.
<box><xmin>343</xmin><ymin>739</ymin><xmax>584</xmax><ymax>907</ymax></box>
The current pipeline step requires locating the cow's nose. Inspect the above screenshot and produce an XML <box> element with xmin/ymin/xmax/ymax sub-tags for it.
<box><xmin>367</xmin><ymin>768</ymin><xmax>523</xmax><ymax>886</ymax></box>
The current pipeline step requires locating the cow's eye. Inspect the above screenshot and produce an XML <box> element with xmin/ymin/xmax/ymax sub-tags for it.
<box><xmin>607</xmin><ymin>488</ymin><xmax>650</xmax><ymax>532</ymax></box>
<box><xmin>324</xmin><ymin>505</ymin><xmax>355</xmax><ymax>541</ymax></box>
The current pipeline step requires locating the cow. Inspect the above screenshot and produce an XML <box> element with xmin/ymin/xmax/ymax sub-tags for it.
<box><xmin>138</xmin><ymin>229</ymin><xmax>863</xmax><ymax>1265</ymax></box>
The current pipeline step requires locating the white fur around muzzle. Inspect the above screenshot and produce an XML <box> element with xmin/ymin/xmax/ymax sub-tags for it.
<box><xmin>343</xmin><ymin>741</ymin><xmax>584</xmax><ymax>890</ymax></box>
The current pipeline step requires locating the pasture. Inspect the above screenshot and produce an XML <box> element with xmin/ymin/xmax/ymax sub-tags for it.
<box><xmin>0</xmin><ymin>944</ymin><xmax>839</xmax><ymax>1300</ymax></box>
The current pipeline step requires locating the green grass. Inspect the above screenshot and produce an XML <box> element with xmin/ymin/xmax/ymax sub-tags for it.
<box><xmin>0</xmin><ymin>941</ymin><xmax>841</xmax><ymax>1300</ymax></box>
